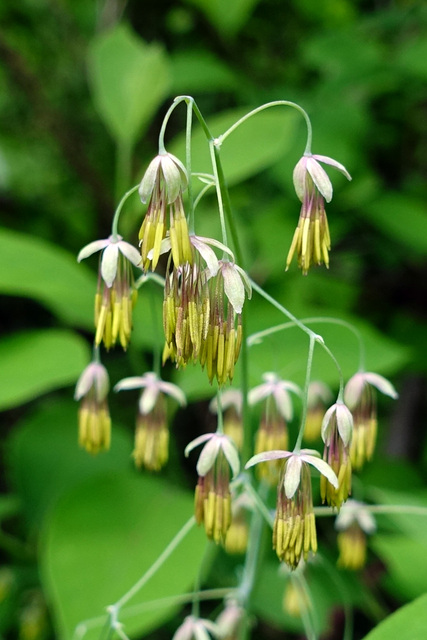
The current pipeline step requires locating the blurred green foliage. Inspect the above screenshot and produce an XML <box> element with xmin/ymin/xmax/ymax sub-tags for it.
<box><xmin>0</xmin><ymin>0</ymin><xmax>427</xmax><ymax>639</ymax></box>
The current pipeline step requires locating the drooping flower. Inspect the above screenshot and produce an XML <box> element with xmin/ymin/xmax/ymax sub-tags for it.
<box><xmin>199</xmin><ymin>260</ymin><xmax>251</xmax><ymax>386</ymax></box>
<box><xmin>172</xmin><ymin>615</ymin><xmax>220</xmax><ymax>640</ymax></box>
<box><xmin>215</xmin><ymin>600</ymin><xmax>245</xmax><ymax>640</ymax></box>
<box><xmin>286</xmin><ymin>153</ymin><xmax>351</xmax><ymax>274</ymax></box>
<box><xmin>114</xmin><ymin>372</ymin><xmax>186</xmax><ymax>471</ymax></box>
<box><xmin>77</xmin><ymin>235</ymin><xmax>141</xmax><ymax>350</ymax></box>
<box><xmin>249</xmin><ymin>374</ymin><xmax>301</xmax><ymax>484</ymax></box>
<box><xmin>344</xmin><ymin>372</ymin><xmax>398</xmax><ymax>470</ymax></box>
<box><xmin>209</xmin><ymin>389</ymin><xmax>243</xmax><ymax>451</ymax></box>
<box><xmin>162</xmin><ymin>236</ymin><xmax>234</xmax><ymax>370</ymax></box>
<box><xmin>186</xmin><ymin>432</ymin><xmax>240</xmax><ymax>544</ymax></box>
<box><xmin>246</xmin><ymin>449</ymin><xmax>338</xmax><ymax>569</ymax></box>
<box><xmin>75</xmin><ymin>361</ymin><xmax>111</xmax><ymax>454</ymax></box>
<box><xmin>335</xmin><ymin>500</ymin><xmax>376</xmax><ymax>570</ymax></box>
<box><xmin>304</xmin><ymin>381</ymin><xmax>332</xmax><ymax>442</ymax></box>
<box><xmin>320</xmin><ymin>401</ymin><xmax>353</xmax><ymax>509</ymax></box>
<box><xmin>138</xmin><ymin>152</ymin><xmax>191</xmax><ymax>271</ymax></box>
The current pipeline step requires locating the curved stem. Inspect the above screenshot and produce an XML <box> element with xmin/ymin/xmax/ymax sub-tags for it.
<box><xmin>111</xmin><ymin>184</ymin><xmax>139</xmax><ymax>239</ymax></box>
<box><xmin>218</xmin><ymin>100</ymin><xmax>312</xmax><ymax>155</ymax></box>
<box><xmin>294</xmin><ymin>333</ymin><xmax>316</xmax><ymax>452</ymax></box>
<box><xmin>185</xmin><ymin>101</ymin><xmax>195</xmax><ymax>233</ymax></box>
<box><xmin>158</xmin><ymin>97</ymin><xmax>189</xmax><ymax>153</ymax></box>
<box><xmin>209</xmin><ymin>140</ymin><xmax>228</xmax><ymax>247</ymax></box>
<box><xmin>216</xmin><ymin>388</ymin><xmax>224</xmax><ymax>434</ymax></box>
<box><xmin>193</xmin><ymin>182</ymin><xmax>215</xmax><ymax>210</ymax></box>
<box><xmin>113</xmin><ymin>516</ymin><xmax>195</xmax><ymax>610</ymax></box>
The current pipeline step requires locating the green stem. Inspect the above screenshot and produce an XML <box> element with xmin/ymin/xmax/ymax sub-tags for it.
<box><xmin>158</xmin><ymin>97</ymin><xmax>189</xmax><ymax>153</ymax></box>
<box><xmin>115</xmin><ymin>141</ymin><xmax>133</xmax><ymax>204</ymax></box>
<box><xmin>294</xmin><ymin>333</ymin><xmax>316</xmax><ymax>452</ymax></box>
<box><xmin>218</xmin><ymin>100</ymin><xmax>313</xmax><ymax>155</ymax></box>
<box><xmin>111</xmin><ymin>184</ymin><xmax>139</xmax><ymax>239</ymax></box>
<box><xmin>209</xmin><ymin>141</ymin><xmax>228</xmax><ymax>247</ymax></box>
<box><xmin>243</xmin><ymin>479</ymin><xmax>274</xmax><ymax>528</ymax></box>
<box><xmin>113</xmin><ymin>516</ymin><xmax>195</xmax><ymax>610</ymax></box>
<box><xmin>148</xmin><ymin>281</ymin><xmax>161</xmax><ymax>378</ymax></box>
<box><xmin>185</xmin><ymin>100</ymin><xmax>195</xmax><ymax>233</ymax></box>
<box><xmin>216</xmin><ymin>388</ymin><xmax>224</xmax><ymax>434</ymax></box>
<box><xmin>292</xmin><ymin>572</ymin><xmax>318</xmax><ymax>640</ymax></box>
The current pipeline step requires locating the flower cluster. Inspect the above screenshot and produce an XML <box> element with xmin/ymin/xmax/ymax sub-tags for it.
<box><xmin>246</xmin><ymin>449</ymin><xmax>338</xmax><ymax>569</ymax></box>
<box><xmin>344</xmin><ymin>372</ymin><xmax>398</xmax><ymax>470</ymax></box>
<box><xmin>186</xmin><ymin>433</ymin><xmax>240</xmax><ymax>544</ymax></box>
<box><xmin>320</xmin><ymin>401</ymin><xmax>353</xmax><ymax>510</ymax></box>
<box><xmin>286</xmin><ymin>153</ymin><xmax>351</xmax><ymax>274</ymax></box>
<box><xmin>78</xmin><ymin>236</ymin><xmax>141</xmax><ymax>350</ymax></box>
<box><xmin>74</xmin><ymin>362</ymin><xmax>111</xmax><ymax>454</ymax></box>
<box><xmin>335</xmin><ymin>500</ymin><xmax>376</xmax><ymax>570</ymax></box>
<box><xmin>249</xmin><ymin>374</ymin><xmax>301</xmax><ymax>484</ymax></box>
<box><xmin>114</xmin><ymin>372</ymin><xmax>186</xmax><ymax>471</ymax></box>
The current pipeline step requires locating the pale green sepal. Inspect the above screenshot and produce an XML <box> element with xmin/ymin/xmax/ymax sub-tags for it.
<box><xmin>139</xmin><ymin>155</ymin><xmax>161</xmax><ymax>203</ymax></box>
<box><xmin>306</xmin><ymin>157</ymin><xmax>333</xmax><ymax>203</ymax></box>
<box><xmin>221</xmin><ymin>437</ymin><xmax>240</xmax><ymax>478</ymax></box>
<box><xmin>245</xmin><ymin>450</ymin><xmax>291</xmax><ymax>469</ymax></box>
<box><xmin>196</xmin><ymin>437</ymin><xmax>221</xmax><ymax>476</ymax></box>
<box><xmin>184</xmin><ymin>433</ymin><xmax>213</xmax><ymax>457</ymax></box>
<box><xmin>364</xmin><ymin>373</ymin><xmax>398</xmax><ymax>399</ymax></box>
<box><xmin>284</xmin><ymin>455</ymin><xmax>302</xmax><ymax>499</ymax></box>
<box><xmin>304</xmin><ymin>455</ymin><xmax>338</xmax><ymax>489</ymax></box>
<box><xmin>101</xmin><ymin>243</ymin><xmax>119</xmax><ymax>287</ymax></box>
<box><xmin>77</xmin><ymin>238</ymin><xmax>109</xmax><ymax>262</ymax></box>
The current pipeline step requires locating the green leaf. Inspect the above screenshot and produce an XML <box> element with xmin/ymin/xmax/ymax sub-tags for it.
<box><xmin>362</xmin><ymin>593</ymin><xmax>427</xmax><ymax>640</ymax></box>
<box><xmin>361</xmin><ymin>193</ymin><xmax>427</xmax><ymax>255</ymax></box>
<box><xmin>6</xmin><ymin>399</ymin><xmax>133</xmax><ymax>525</ymax></box>
<box><xmin>169</xmin><ymin>107</ymin><xmax>300</xmax><ymax>188</ymax></box>
<box><xmin>170</xmin><ymin>51</ymin><xmax>239</xmax><ymax>94</ymax></box>
<box><xmin>40</xmin><ymin>473</ymin><xmax>206</xmax><ymax>640</ymax></box>
<box><xmin>0</xmin><ymin>330</ymin><xmax>90</xmax><ymax>411</ymax></box>
<box><xmin>184</xmin><ymin>0</ymin><xmax>261</xmax><ymax>37</ymax></box>
<box><xmin>371</xmin><ymin>535</ymin><xmax>427</xmax><ymax>601</ymax></box>
<box><xmin>88</xmin><ymin>25</ymin><xmax>170</xmax><ymax>145</ymax></box>
<box><xmin>0</xmin><ymin>228</ymin><xmax>95</xmax><ymax>328</ymax></box>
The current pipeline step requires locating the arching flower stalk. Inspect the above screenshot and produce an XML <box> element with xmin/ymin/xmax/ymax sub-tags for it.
<box><xmin>74</xmin><ymin>361</ymin><xmax>111</xmax><ymax>454</ymax></box>
<box><xmin>114</xmin><ymin>372</ymin><xmax>186</xmax><ymax>472</ymax></box>
<box><xmin>77</xmin><ymin>236</ymin><xmax>141</xmax><ymax>350</ymax></box>
<box><xmin>246</xmin><ymin>449</ymin><xmax>338</xmax><ymax>569</ymax></box>
<box><xmin>344</xmin><ymin>372</ymin><xmax>398</xmax><ymax>470</ymax></box>
<box><xmin>320</xmin><ymin>402</ymin><xmax>353</xmax><ymax>510</ymax></box>
<box><xmin>286</xmin><ymin>153</ymin><xmax>351</xmax><ymax>274</ymax></box>
<box><xmin>186</xmin><ymin>433</ymin><xmax>240</xmax><ymax>544</ymax></box>
<box><xmin>249</xmin><ymin>374</ymin><xmax>301</xmax><ymax>485</ymax></box>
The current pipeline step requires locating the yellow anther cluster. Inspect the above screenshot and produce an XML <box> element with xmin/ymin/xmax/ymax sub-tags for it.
<box><xmin>350</xmin><ymin>417</ymin><xmax>377</xmax><ymax>470</ymax></box>
<box><xmin>133</xmin><ymin>420</ymin><xmax>169</xmax><ymax>472</ymax></box>
<box><xmin>163</xmin><ymin>264</ymin><xmax>243</xmax><ymax>386</ymax></box>
<box><xmin>94</xmin><ymin>282</ymin><xmax>137</xmax><ymax>351</ymax></box>
<box><xmin>321</xmin><ymin>454</ymin><xmax>352</xmax><ymax>510</ymax></box>
<box><xmin>337</xmin><ymin>525</ymin><xmax>367</xmax><ymax>570</ymax></box>
<box><xmin>254</xmin><ymin>412</ymin><xmax>289</xmax><ymax>485</ymax></box>
<box><xmin>139</xmin><ymin>184</ymin><xmax>166</xmax><ymax>270</ymax></box>
<box><xmin>78</xmin><ymin>398</ymin><xmax>111</xmax><ymax>455</ymax></box>
<box><xmin>286</xmin><ymin>187</ymin><xmax>331</xmax><ymax>275</ymax></box>
<box><xmin>224</xmin><ymin>513</ymin><xmax>249</xmax><ymax>555</ymax></box>
<box><xmin>274</xmin><ymin>464</ymin><xmax>317</xmax><ymax>570</ymax></box>
<box><xmin>194</xmin><ymin>454</ymin><xmax>232</xmax><ymax>544</ymax></box>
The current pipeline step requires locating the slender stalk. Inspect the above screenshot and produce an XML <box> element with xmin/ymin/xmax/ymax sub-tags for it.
<box><xmin>294</xmin><ymin>333</ymin><xmax>316</xmax><ymax>452</ymax></box>
<box><xmin>158</xmin><ymin>96</ymin><xmax>189</xmax><ymax>153</ymax></box>
<box><xmin>111</xmin><ymin>184</ymin><xmax>139</xmax><ymax>239</ymax></box>
<box><xmin>218</xmin><ymin>100</ymin><xmax>313</xmax><ymax>154</ymax></box>
<box><xmin>113</xmin><ymin>516</ymin><xmax>195</xmax><ymax>609</ymax></box>
<box><xmin>185</xmin><ymin>100</ymin><xmax>195</xmax><ymax>233</ymax></box>
<box><xmin>209</xmin><ymin>140</ymin><xmax>228</xmax><ymax>247</ymax></box>
<box><xmin>148</xmin><ymin>281</ymin><xmax>161</xmax><ymax>378</ymax></box>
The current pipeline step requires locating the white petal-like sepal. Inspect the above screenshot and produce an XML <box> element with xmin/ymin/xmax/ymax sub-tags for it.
<box><xmin>306</xmin><ymin>157</ymin><xmax>333</xmax><ymax>203</ymax></box>
<box><xmin>139</xmin><ymin>156</ymin><xmax>161</xmax><ymax>203</ymax></box>
<box><xmin>185</xmin><ymin>433</ymin><xmax>213</xmax><ymax>458</ymax></box>
<box><xmin>114</xmin><ymin>376</ymin><xmax>147</xmax><ymax>392</ymax></box>
<box><xmin>313</xmin><ymin>154</ymin><xmax>352</xmax><ymax>182</ymax></box>
<box><xmin>303</xmin><ymin>455</ymin><xmax>338</xmax><ymax>489</ymax></box>
<box><xmin>77</xmin><ymin>239</ymin><xmax>109</xmax><ymax>262</ymax></box>
<box><xmin>118</xmin><ymin>240</ymin><xmax>142</xmax><ymax>267</ymax></box>
<box><xmin>363</xmin><ymin>373</ymin><xmax>398</xmax><ymax>399</ymax></box>
<box><xmin>335</xmin><ymin>403</ymin><xmax>353</xmax><ymax>446</ymax></box>
<box><xmin>139</xmin><ymin>385</ymin><xmax>159</xmax><ymax>415</ymax></box>
<box><xmin>101</xmin><ymin>243</ymin><xmax>119</xmax><ymax>287</ymax></box>
<box><xmin>221</xmin><ymin>262</ymin><xmax>245</xmax><ymax>314</ymax></box>
<box><xmin>293</xmin><ymin>157</ymin><xmax>308</xmax><ymax>203</ymax></box>
<box><xmin>157</xmin><ymin>380</ymin><xmax>187</xmax><ymax>406</ymax></box>
<box><xmin>221</xmin><ymin>438</ymin><xmax>240</xmax><ymax>478</ymax></box>
<box><xmin>196</xmin><ymin>437</ymin><xmax>221</xmax><ymax>476</ymax></box>
<box><xmin>284</xmin><ymin>455</ymin><xmax>302</xmax><ymax>499</ymax></box>
<box><xmin>245</xmin><ymin>450</ymin><xmax>291</xmax><ymax>469</ymax></box>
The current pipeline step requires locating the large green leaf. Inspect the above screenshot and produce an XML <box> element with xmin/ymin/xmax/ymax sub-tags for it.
<box><xmin>0</xmin><ymin>228</ymin><xmax>94</xmax><ymax>328</ymax></box>
<box><xmin>371</xmin><ymin>534</ymin><xmax>427</xmax><ymax>601</ymax></box>
<box><xmin>40</xmin><ymin>473</ymin><xmax>206</xmax><ymax>640</ymax></box>
<box><xmin>168</xmin><ymin>107</ymin><xmax>300</xmax><ymax>189</ymax></box>
<box><xmin>184</xmin><ymin>0</ymin><xmax>261</xmax><ymax>37</ymax></box>
<box><xmin>6</xmin><ymin>399</ymin><xmax>133</xmax><ymax>526</ymax></box>
<box><xmin>88</xmin><ymin>25</ymin><xmax>170</xmax><ymax>145</ymax></box>
<box><xmin>361</xmin><ymin>193</ymin><xmax>427</xmax><ymax>255</ymax></box>
<box><xmin>362</xmin><ymin>593</ymin><xmax>427</xmax><ymax>640</ymax></box>
<box><xmin>0</xmin><ymin>330</ymin><xmax>90</xmax><ymax>411</ymax></box>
